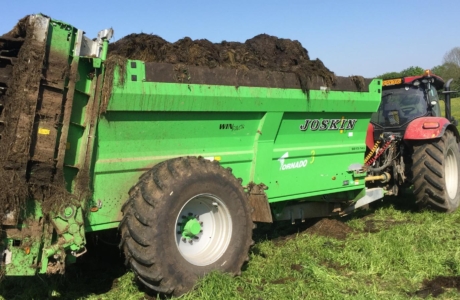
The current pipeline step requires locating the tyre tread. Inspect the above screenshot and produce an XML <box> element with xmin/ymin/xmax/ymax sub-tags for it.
<box><xmin>119</xmin><ymin>156</ymin><xmax>254</xmax><ymax>296</ymax></box>
<box><xmin>411</xmin><ymin>130</ymin><xmax>460</xmax><ymax>212</ymax></box>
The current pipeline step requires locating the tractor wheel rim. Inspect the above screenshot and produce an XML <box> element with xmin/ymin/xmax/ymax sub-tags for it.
<box><xmin>446</xmin><ymin>148</ymin><xmax>458</xmax><ymax>199</ymax></box>
<box><xmin>175</xmin><ymin>193</ymin><xmax>232</xmax><ymax>266</ymax></box>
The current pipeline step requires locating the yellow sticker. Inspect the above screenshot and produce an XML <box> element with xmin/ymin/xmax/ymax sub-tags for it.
<box><xmin>204</xmin><ymin>156</ymin><xmax>222</xmax><ymax>162</ymax></box>
<box><xmin>38</xmin><ymin>128</ymin><xmax>50</xmax><ymax>135</ymax></box>
<box><xmin>382</xmin><ymin>78</ymin><xmax>402</xmax><ymax>86</ymax></box>
<box><xmin>340</xmin><ymin>116</ymin><xmax>345</xmax><ymax>134</ymax></box>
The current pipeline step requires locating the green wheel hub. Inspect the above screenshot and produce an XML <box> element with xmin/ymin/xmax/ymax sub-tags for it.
<box><xmin>179</xmin><ymin>215</ymin><xmax>202</xmax><ymax>240</ymax></box>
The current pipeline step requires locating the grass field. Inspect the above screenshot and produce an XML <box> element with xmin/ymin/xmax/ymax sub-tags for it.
<box><xmin>440</xmin><ymin>97</ymin><xmax>460</xmax><ymax>130</ymax></box>
<box><xmin>3</xmin><ymin>201</ymin><xmax>460</xmax><ymax>300</ymax></box>
<box><xmin>1</xmin><ymin>98</ymin><xmax>460</xmax><ymax>300</ymax></box>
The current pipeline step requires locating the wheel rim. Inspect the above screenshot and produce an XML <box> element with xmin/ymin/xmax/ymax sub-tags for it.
<box><xmin>445</xmin><ymin>148</ymin><xmax>459</xmax><ymax>199</ymax></box>
<box><xmin>175</xmin><ymin>193</ymin><xmax>232</xmax><ymax>266</ymax></box>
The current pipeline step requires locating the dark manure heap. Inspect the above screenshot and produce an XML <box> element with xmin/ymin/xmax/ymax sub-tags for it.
<box><xmin>107</xmin><ymin>33</ymin><xmax>337</xmax><ymax>93</ymax></box>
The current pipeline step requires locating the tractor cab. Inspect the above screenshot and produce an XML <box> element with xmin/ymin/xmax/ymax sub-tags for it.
<box><xmin>371</xmin><ymin>70</ymin><xmax>444</xmax><ymax>130</ymax></box>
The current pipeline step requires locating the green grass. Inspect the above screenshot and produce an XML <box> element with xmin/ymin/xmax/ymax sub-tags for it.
<box><xmin>440</xmin><ymin>97</ymin><xmax>460</xmax><ymax>131</ymax></box>
<box><xmin>174</xmin><ymin>205</ymin><xmax>460</xmax><ymax>300</ymax></box>
<box><xmin>2</xmin><ymin>99</ymin><xmax>460</xmax><ymax>300</ymax></box>
<box><xmin>189</xmin><ymin>207</ymin><xmax>460</xmax><ymax>300</ymax></box>
<box><xmin>2</xmin><ymin>202</ymin><xmax>460</xmax><ymax>299</ymax></box>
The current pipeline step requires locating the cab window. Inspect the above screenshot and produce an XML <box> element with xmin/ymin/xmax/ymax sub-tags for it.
<box><xmin>371</xmin><ymin>85</ymin><xmax>427</xmax><ymax>127</ymax></box>
<box><xmin>428</xmin><ymin>85</ymin><xmax>441</xmax><ymax>117</ymax></box>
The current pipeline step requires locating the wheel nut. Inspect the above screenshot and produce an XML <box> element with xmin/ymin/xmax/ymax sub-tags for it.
<box><xmin>182</xmin><ymin>238</ymin><xmax>186</xmax><ymax>242</ymax></box>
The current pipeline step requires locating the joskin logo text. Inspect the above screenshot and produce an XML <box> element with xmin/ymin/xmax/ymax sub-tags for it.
<box><xmin>300</xmin><ymin>119</ymin><xmax>357</xmax><ymax>131</ymax></box>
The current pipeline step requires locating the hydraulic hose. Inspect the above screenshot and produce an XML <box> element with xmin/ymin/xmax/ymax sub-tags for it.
<box><xmin>364</xmin><ymin>140</ymin><xmax>381</xmax><ymax>164</ymax></box>
<box><xmin>367</xmin><ymin>142</ymin><xmax>395</xmax><ymax>172</ymax></box>
<box><xmin>367</xmin><ymin>159</ymin><xmax>392</xmax><ymax>172</ymax></box>
<box><xmin>365</xmin><ymin>136</ymin><xmax>395</xmax><ymax>170</ymax></box>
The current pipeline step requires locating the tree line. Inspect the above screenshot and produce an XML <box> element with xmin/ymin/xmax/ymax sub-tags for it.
<box><xmin>376</xmin><ymin>47</ymin><xmax>460</xmax><ymax>95</ymax></box>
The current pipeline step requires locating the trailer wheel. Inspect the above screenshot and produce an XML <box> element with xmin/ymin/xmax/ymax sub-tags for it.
<box><xmin>412</xmin><ymin>130</ymin><xmax>460</xmax><ymax>212</ymax></box>
<box><xmin>119</xmin><ymin>157</ymin><xmax>253</xmax><ymax>296</ymax></box>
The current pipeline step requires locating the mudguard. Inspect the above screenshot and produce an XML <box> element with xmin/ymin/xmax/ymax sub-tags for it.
<box><xmin>366</xmin><ymin>123</ymin><xmax>375</xmax><ymax>149</ymax></box>
<box><xmin>403</xmin><ymin>117</ymin><xmax>459</xmax><ymax>140</ymax></box>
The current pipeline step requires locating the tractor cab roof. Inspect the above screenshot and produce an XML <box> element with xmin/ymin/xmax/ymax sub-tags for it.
<box><xmin>382</xmin><ymin>70</ymin><xmax>444</xmax><ymax>90</ymax></box>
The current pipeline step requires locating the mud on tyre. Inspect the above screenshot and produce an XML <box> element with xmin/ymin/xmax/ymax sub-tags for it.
<box><xmin>119</xmin><ymin>156</ymin><xmax>254</xmax><ymax>296</ymax></box>
<box><xmin>412</xmin><ymin>130</ymin><xmax>460</xmax><ymax>212</ymax></box>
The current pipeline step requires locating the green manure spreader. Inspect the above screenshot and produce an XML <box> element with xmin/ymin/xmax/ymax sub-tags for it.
<box><xmin>0</xmin><ymin>15</ymin><xmax>458</xmax><ymax>296</ymax></box>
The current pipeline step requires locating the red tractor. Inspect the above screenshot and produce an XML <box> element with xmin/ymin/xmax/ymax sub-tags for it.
<box><xmin>366</xmin><ymin>70</ymin><xmax>460</xmax><ymax>212</ymax></box>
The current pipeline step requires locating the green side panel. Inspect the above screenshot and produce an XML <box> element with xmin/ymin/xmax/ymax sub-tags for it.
<box><xmin>266</xmin><ymin>111</ymin><xmax>368</xmax><ymax>202</ymax></box>
<box><xmin>86</xmin><ymin>60</ymin><xmax>382</xmax><ymax>230</ymax></box>
<box><xmin>63</xmin><ymin>57</ymin><xmax>96</xmax><ymax>190</ymax></box>
<box><xmin>46</xmin><ymin>19</ymin><xmax>77</xmax><ymax>63</ymax></box>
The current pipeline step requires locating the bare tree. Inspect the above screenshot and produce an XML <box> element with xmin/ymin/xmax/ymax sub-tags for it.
<box><xmin>443</xmin><ymin>47</ymin><xmax>460</xmax><ymax>67</ymax></box>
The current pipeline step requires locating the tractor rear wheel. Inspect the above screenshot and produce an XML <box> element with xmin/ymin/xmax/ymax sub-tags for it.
<box><xmin>412</xmin><ymin>130</ymin><xmax>460</xmax><ymax>212</ymax></box>
<box><xmin>119</xmin><ymin>157</ymin><xmax>253</xmax><ymax>296</ymax></box>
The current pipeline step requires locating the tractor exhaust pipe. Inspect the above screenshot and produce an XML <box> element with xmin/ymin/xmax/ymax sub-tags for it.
<box><xmin>443</xmin><ymin>78</ymin><xmax>458</xmax><ymax>125</ymax></box>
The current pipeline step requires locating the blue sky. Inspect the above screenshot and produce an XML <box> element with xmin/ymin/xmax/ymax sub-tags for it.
<box><xmin>1</xmin><ymin>0</ymin><xmax>459</xmax><ymax>77</ymax></box>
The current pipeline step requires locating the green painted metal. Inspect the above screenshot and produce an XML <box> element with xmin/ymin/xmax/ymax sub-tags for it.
<box><xmin>37</xmin><ymin>204</ymin><xmax>87</xmax><ymax>274</ymax></box>
<box><xmin>181</xmin><ymin>217</ymin><xmax>202</xmax><ymax>239</ymax></box>
<box><xmin>4</xmin><ymin>201</ymin><xmax>43</xmax><ymax>276</ymax></box>
<box><xmin>2</xmin><ymin>15</ymin><xmax>383</xmax><ymax>276</ymax></box>
<box><xmin>88</xmin><ymin>67</ymin><xmax>381</xmax><ymax>229</ymax></box>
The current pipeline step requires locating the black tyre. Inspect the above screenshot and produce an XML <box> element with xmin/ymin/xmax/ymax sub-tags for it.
<box><xmin>119</xmin><ymin>157</ymin><xmax>253</xmax><ymax>296</ymax></box>
<box><xmin>412</xmin><ymin>130</ymin><xmax>460</xmax><ymax>212</ymax></box>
